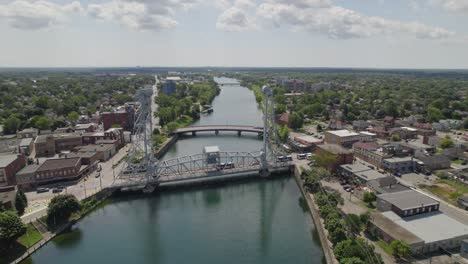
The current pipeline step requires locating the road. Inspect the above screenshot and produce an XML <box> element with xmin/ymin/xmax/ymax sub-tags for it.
<box><xmin>151</xmin><ymin>75</ymin><xmax>160</xmax><ymax>131</ymax></box>
<box><xmin>21</xmin><ymin>144</ymin><xmax>131</xmax><ymax>223</ymax></box>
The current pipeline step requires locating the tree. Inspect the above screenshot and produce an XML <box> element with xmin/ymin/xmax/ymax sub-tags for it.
<box><xmin>0</xmin><ymin>211</ymin><xmax>26</xmax><ymax>246</ymax></box>
<box><xmin>278</xmin><ymin>125</ymin><xmax>289</xmax><ymax>143</ymax></box>
<box><xmin>34</xmin><ymin>116</ymin><xmax>52</xmax><ymax>130</ymax></box>
<box><xmin>363</xmin><ymin>192</ymin><xmax>376</xmax><ymax>206</ymax></box>
<box><xmin>314</xmin><ymin>151</ymin><xmax>338</xmax><ymax>171</ymax></box>
<box><xmin>166</xmin><ymin>122</ymin><xmax>178</xmax><ymax>135</ymax></box>
<box><xmin>440</xmin><ymin>136</ymin><xmax>454</xmax><ymax>149</ymax></box>
<box><xmin>66</xmin><ymin>111</ymin><xmax>80</xmax><ymax>125</ymax></box>
<box><xmin>391</xmin><ymin>135</ymin><xmax>401</xmax><ymax>142</ymax></box>
<box><xmin>14</xmin><ymin>190</ymin><xmax>28</xmax><ymax>216</ymax></box>
<box><xmin>426</xmin><ymin>107</ymin><xmax>444</xmax><ymax>123</ymax></box>
<box><xmin>390</xmin><ymin>240</ymin><xmax>411</xmax><ymax>260</ymax></box>
<box><xmin>289</xmin><ymin>112</ymin><xmax>303</xmax><ymax>129</ymax></box>
<box><xmin>3</xmin><ymin>115</ymin><xmax>21</xmax><ymax>134</ymax></box>
<box><xmin>345</xmin><ymin>213</ymin><xmax>364</xmax><ymax>234</ymax></box>
<box><xmin>46</xmin><ymin>194</ymin><xmax>81</xmax><ymax>227</ymax></box>
<box><xmin>340</xmin><ymin>257</ymin><xmax>365</xmax><ymax>264</ymax></box>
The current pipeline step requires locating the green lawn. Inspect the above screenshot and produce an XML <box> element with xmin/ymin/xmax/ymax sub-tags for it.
<box><xmin>420</xmin><ymin>178</ymin><xmax>468</xmax><ymax>204</ymax></box>
<box><xmin>452</xmin><ymin>159</ymin><xmax>463</xmax><ymax>165</ymax></box>
<box><xmin>17</xmin><ymin>224</ymin><xmax>43</xmax><ymax>248</ymax></box>
<box><xmin>376</xmin><ymin>239</ymin><xmax>393</xmax><ymax>255</ymax></box>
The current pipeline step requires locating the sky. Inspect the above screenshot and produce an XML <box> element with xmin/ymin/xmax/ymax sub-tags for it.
<box><xmin>0</xmin><ymin>0</ymin><xmax>468</xmax><ymax>68</ymax></box>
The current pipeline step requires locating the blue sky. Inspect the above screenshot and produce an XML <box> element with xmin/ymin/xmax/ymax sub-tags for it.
<box><xmin>0</xmin><ymin>0</ymin><xmax>467</xmax><ymax>68</ymax></box>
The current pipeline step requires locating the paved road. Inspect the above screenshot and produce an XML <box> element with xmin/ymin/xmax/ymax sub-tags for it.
<box><xmin>151</xmin><ymin>75</ymin><xmax>160</xmax><ymax>132</ymax></box>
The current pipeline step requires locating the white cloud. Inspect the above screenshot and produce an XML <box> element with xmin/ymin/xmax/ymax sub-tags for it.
<box><xmin>256</xmin><ymin>2</ymin><xmax>454</xmax><ymax>39</ymax></box>
<box><xmin>216</xmin><ymin>6</ymin><xmax>255</xmax><ymax>31</ymax></box>
<box><xmin>87</xmin><ymin>0</ymin><xmax>201</xmax><ymax>31</ymax></box>
<box><xmin>0</xmin><ymin>0</ymin><xmax>83</xmax><ymax>30</ymax></box>
<box><xmin>432</xmin><ymin>0</ymin><xmax>468</xmax><ymax>12</ymax></box>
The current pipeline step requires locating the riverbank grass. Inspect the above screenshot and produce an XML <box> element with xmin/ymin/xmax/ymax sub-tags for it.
<box><xmin>17</xmin><ymin>224</ymin><xmax>43</xmax><ymax>248</ymax></box>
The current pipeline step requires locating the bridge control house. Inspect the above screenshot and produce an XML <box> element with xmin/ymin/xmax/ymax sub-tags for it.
<box><xmin>204</xmin><ymin>146</ymin><xmax>220</xmax><ymax>164</ymax></box>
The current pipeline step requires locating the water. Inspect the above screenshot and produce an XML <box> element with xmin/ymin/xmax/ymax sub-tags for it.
<box><xmin>23</xmin><ymin>77</ymin><xmax>324</xmax><ymax>264</ymax></box>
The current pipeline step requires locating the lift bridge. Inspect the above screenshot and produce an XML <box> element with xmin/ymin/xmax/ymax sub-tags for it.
<box><xmin>112</xmin><ymin>85</ymin><xmax>291</xmax><ymax>191</ymax></box>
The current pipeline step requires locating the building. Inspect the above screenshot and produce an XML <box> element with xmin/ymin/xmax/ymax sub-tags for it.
<box><xmin>275</xmin><ymin>113</ymin><xmax>289</xmax><ymax>126</ymax></box>
<box><xmin>390</xmin><ymin>127</ymin><xmax>418</xmax><ymax>140</ymax></box>
<box><xmin>75</xmin><ymin>143</ymin><xmax>116</xmax><ymax>161</ymax></box>
<box><xmin>60</xmin><ymin>151</ymin><xmax>99</xmax><ymax>166</ymax></box>
<box><xmin>291</xmin><ymin>135</ymin><xmax>322</xmax><ymax>151</ymax></box>
<box><xmin>162</xmin><ymin>80</ymin><xmax>177</xmax><ymax>95</ymax></box>
<box><xmin>377</xmin><ymin>190</ymin><xmax>440</xmax><ymax>217</ymax></box>
<box><xmin>35</xmin><ymin>157</ymin><xmax>88</xmax><ymax>185</ymax></box>
<box><xmin>0</xmin><ymin>154</ymin><xmax>26</xmax><ymax>188</ymax></box>
<box><xmin>367</xmin><ymin>177</ymin><xmax>409</xmax><ymax>194</ymax></box>
<box><xmin>382</xmin><ymin>156</ymin><xmax>415</xmax><ymax>174</ymax></box>
<box><xmin>17</xmin><ymin>128</ymin><xmax>38</xmax><ymax>139</ymax></box>
<box><xmin>338</xmin><ymin>163</ymin><xmax>371</xmax><ymax>179</ymax></box>
<box><xmin>54</xmin><ymin>134</ymin><xmax>83</xmax><ymax>152</ymax></box>
<box><xmin>0</xmin><ymin>187</ymin><xmax>16</xmax><ymax>210</ymax></box>
<box><xmin>324</xmin><ymin>130</ymin><xmax>361</xmax><ymax>148</ymax></box>
<box><xmin>461</xmin><ymin>240</ymin><xmax>468</xmax><ymax>259</ymax></box>
<box><xmin>15</xmin><ymin>164</ymin><xmax>40</xmax><ymax>190</ymax></box>
<box><xmin>18</xmin><ymin>137</ymin><xmax>33</xmax><ymax>155</ymax></box>
<box><xmin>316</xmin><ymin>144</ymin><xmax>353</xmax><ymax>172</ymax></box>
<box><xmin>102</xmin><ymin>106</ymin><xmax>134</xmax><ymax>131</ymax></box>
<box><xmin>352</xmin><ymin>120</ymin><xmax>370</xmax><ymax>131</ymax></box>
<box><xmin>34</xmin><ymin>135</ymin><xmax>55</xmax><ymax>157</ymax></box>
<box><xmin>54</xmin><ymin>127</ymin><xmax>74</xmax><ymax>134</ymax></box>
<box><xmin>358</xmin><ymin>131</ymin><xmax>377</xmax><ymax>142</ymax></box>
<box><xmin>353</xmin><ymin>142</ymin><xmax>392</xmax><ymax>169</ymax></box>
<box><xmin>382</xmin><ymin>211</ymin><xmax>468</xmax><ymax>254</ymax></box>
<box><xmin>416</xmin><ymin>155</ymin><xmax>451</xmax><ymax>171</ymax></box>
<box><xmin>75</xmin><ymin>123</ymin><xmax>97</xmax><ymax>133</ymax></box>
<box><xmin>328</xmin><ymin>119</ymin><xmax>346</xmax><ymax>130</ymax></box>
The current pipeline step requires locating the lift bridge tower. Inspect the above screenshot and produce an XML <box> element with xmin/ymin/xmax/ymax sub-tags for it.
<box><xmin>119</xmin><ymin>88</ymin><xmax>157</xmax><ymax>185</ymax></box>
<box><xmin>260</xmin><ymin>85</ymin><xmax>283</xmax><ymax>177</ymax></box>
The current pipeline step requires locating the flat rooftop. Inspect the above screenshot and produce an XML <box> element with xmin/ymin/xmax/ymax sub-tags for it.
<box><xmin>340</xmin><ymin>163</ymin><xmax>371</xmax><ymax>173</ymax></box>
<box><xmin>383</xmin><ymin>156</ymin><xmax>414</xmax><ymax>163</ymax></box>
<box><xmin>382</xmin><ymin>211</ymin><xmax>468</xmax><ymax>244</ymax></box>
<box><xmin>378</xmin><ymin>189</ymin><xmax>439</xmax><ymax>210</ymax></box>
<box><xmin>204</xmin><ymin>146</ymin><xmax>220</xmax><ymax>153</ymax></box>
<box><xmin>318</xmin><ymin>144</ymin><xmax>353</xmax><ymax>155</ymax></box>
<box><xmin>37</xmin><ymin>157</ymin><xmax>81</xmax><ymax>172</ymax></box>
<box><xmin>295</xmin><ymin>135</ymin><xmax>322</xmax><ymax>143</ymax></box>
<box><xmin>371</xmin><ymin>212</ymin><xmax>423</xmax><ymax>246</ymax></box>
<box><xmin>326</xmin><ymin>130</ymin><xmax>359</xmax><ymax>137</ymax></box>
<box><xmin>0</xmin><ymin>154</ymin><xmax>20</xmax><ymax>168</ymax></box>
<box><xmin>355</xmin><ymin>169</ymin><xmax>387</xmax><ymax>182</ymax></box>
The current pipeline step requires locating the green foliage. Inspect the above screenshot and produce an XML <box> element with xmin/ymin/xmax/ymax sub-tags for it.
<box><xmin>391</xmin><ymin>135</ymin><xmax>401</xmax><ymax>142</ymax></box>
<box><xmin>314</xmin><ymin>151</ymin><xmax>338</xmax><ymax>171</ymax></box>
<box><xmin>34</xmin><ymin>116</ymin><xmax>52</xmax><ymax>130</ymax></box>
<box><xmin>440</xmin><ymin>137</ymin><xmax>454</xmax><ymax>149</ymax></box>
<box><xmin>0</xmin><ymin>211</ymin><xmax>26</xmax><ymax>245</ymax></box>
<box><xmin>66</xmin><ymin>111</ymin><xmax>80</xmax><ymax>126</ymax></box>
<box><xmin>3</xmin><ymin>115</ymin><xmax>21</xmax><ymax>134</ymax></box>
<box><xmin>363</xmin><ymin>192</ymin><xmax>376</xmax><ymax>206</ymax></box>
<box><xmin>334</xmin><ymin>238</ymin><xmax>383</xmax><ymax>264</ymax></box>
<box><xmin>289</xmin><ymin>112</ymin><xmax>303</xmax><ymax>129</ymax></box>
<box><xmin>426</xmin><ymin>107</ymin><xmax>444</xmax><ymax>123</ymax></box>
<box><xmin>277</xmin><ymin>125</ymin><xmax>289</xmax><ymax>143</ymax></box>
<box><xmin>390</xmin><ymin>240</ymin><xmax>411</xmax><ymax>259</ymax></box>
<box><xmin>340</xmin><ymin>257</ymin><xmax>365</xmax><ymax>264</ymax></box>
<box><xmin>14</xmin><ymin>190</ymin><xmax>27</xmax><ymax>216</ymax></box>
<box><xmin>46</xmin><ymin>194</ymin><xmax>81</xmax><ymax>227</ymax></box>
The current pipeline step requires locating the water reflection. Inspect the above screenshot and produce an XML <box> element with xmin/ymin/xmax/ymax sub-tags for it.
<box><xmin>52</xmin><ymin>228</ymin><xmax>83</xmax><ymax>249</ymax></box>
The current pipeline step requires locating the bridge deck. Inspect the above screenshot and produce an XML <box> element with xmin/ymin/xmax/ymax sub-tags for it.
<box><xmin>175</xmin><ymin>125</ymin><xmax>263</xmax><ymax>135</ymax></box>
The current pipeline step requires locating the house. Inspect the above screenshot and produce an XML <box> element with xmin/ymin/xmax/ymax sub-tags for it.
<box><xmin>368</xmin><ymin>126</ymin><xmax>390</xmax><ymax>139</ymax></box>
<box><xmin>390</xmin><ymin>127</ymin><xmax>418</xmax><ymax>140</ymax></box>
<box><xmin>54</xmin><ymin>127</ymin><xmax>74</xmax><ymax>134</ymax></box>
<box><xmin>324</xmin><ymin>130</ymin><xmax>361</xmax><ymax>148</ymax></box>
<box><xmin>0</xmin><ymin>154</ymin><xmax>26</xmax><ymax>188</ymax></box>
<box><xmin>54</xmin><ymin>134</ymin><xmax>83</xmax><ymax>152</ymax></box>
<box><xmin>416</xmin><ymin>155</ymin><xmax>451</xmax><ymax>171</ymax></box>
<box><xmin>328</xmin><ymin>119</ymin><xmax>346</xmax><ymax>130</ymax></box>
<box><xmin>75</xmin><ymin>123</ymin><xmax>97</xmax><ymax>133</ymax></box>
<box><xmin>383</xmin><ymin>116</ymin><xmax>396</xmax><ymax>127</ymax></box>
<box><xmin>17</xmin><ymin>128</ymin><xmax>38</xmax><ymax>139</ymax></box>
<box><xmin>316</xmin><ymin>144</ymin><xmax>353</xmax><ymax>172</ymax></box>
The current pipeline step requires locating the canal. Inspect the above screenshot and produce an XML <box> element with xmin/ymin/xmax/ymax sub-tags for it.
<box><xmin>23</xmin><ymin>77</ymin><xmax>324</xmax><ymax>264</ymax></box>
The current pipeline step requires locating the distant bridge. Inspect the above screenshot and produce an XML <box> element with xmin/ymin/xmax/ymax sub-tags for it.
<box><xmin>174</xmin><ymin>125</ymin><xmax>264</xmax><ymax>136</ymax></box>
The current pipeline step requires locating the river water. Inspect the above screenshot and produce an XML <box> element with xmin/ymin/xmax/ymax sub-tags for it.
<box><xmin>23</xmin><ymin>77</ymin><xmax>324</xmax><ymax>264</ymax></box>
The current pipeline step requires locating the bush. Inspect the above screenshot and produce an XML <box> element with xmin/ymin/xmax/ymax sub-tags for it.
<box><xmin>0</xmin><ymin>211</ymin><xmax>26</xmax><ymax>246</ymax></box>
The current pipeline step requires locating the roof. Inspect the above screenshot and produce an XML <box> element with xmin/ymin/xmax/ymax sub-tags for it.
<box><xmin>75</xmin><ymin>123</ymin><xmax>95</xmax><ymax>129</ymax></box>
<box><xmin>340</xmin><ymin>163</ymin><xmax>371</xmax><ymax>173</ymax></box>
<box><xmin>355</xmin><ymin>169</ymin><xmax>387</xmax><ymax>182</ymax></box>
<box><xmin>37</xmin><ymin>157</ymin><xmax>81</xmax><ymax>172</ymax></box>
<box><xmin>353</xmin><ymin>142</ymin><xmax>378</xmax><ymax>150</ymax></box>
<box><xmin>65</xmin><ymin>152</ymin><xmax>98</xmax><ymax>159</ymax></box>
<box><xmin>371</xmin><ymin>212</ymin><xmax>424</xmax><ymax>246</ymax></box>
<box><xmin>294</xmin><ymin>135</ymin><xmax>322</xmax><ymax>143</ymax></box>
<box><xmin>76</xmin><ymin>144</ymin><xmax>114</xmax><ymax>152</ymax></box>
<box><xmin>19</xmin><ymin>137</ymin><xmax>33</xmax><ymax>146</ymax></box>
<box><xmin>367</xmin><ymin>177</ymin><xmax>409</xmax><ymax>194</ymax></box>
<box><xmin>0</xmin><ymin>154</ymin><xmax>20</xmax><ymax>168</ymax></box>
<box><xmin>382</xmin><ymin>211</ymin><xmax>468</xmax><ymax>244</ymax></box>
<box><xmin>16</xmin><ymin>164</ymin><xmax>41</xmax><ymax>175</ymax></box>
<box><xmin>377</xmin><ymin>189</ymin><xmax>439</xmax><ymax>210</ymax></box>
<box><xmin>166</xmin><ymin>76</ymin><xmax>182</xmax><ymax>81</ymax></box>
<box><xmin>204</xmin><ymin>146</ymin><xmax>220</xmax><ymax>153</ymax></box>
<box><xmin>383</xmin><ymin>156</ymin><xmax>414</xmax><ymax>163</ymax></box>
<box><xmin>18</xmin><ymin>127</ymin><xmax>38</xmax><ymax>134</ymax></box>
<box><xmin>318</xmin><ymin>144</ymin><xmax>353</xmax><ymax>155</ymax></box>
<box><xmin>359</xmin><ymin>131</ymin><xmax>376</xmax><ymax>136</ymax></box>
<box><xmin>34</xmin><ymin>135</ymin><xmax>53</xmax><ymax>144</ymax></box>
<box><xmin>326</xmin><ymin>130</ymin><xmax>359</xmax><ymax>137</ymax></box>
<box><xmin>417</xmin><ymin>155</ymin><xmax>450</xmax><ymax>165</ymax></box>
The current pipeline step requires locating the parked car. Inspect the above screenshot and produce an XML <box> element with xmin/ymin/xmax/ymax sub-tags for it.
<box><xmin>52</xmin><ymin>188</ymin><xmax>63</xmax><ymax>193</ymax></box>
<box><xmin>297</xmin><ymin>153</ymin><xmax>307</xmax><ymax>160</ymax></box>
<box><xmin>36</xmin><ymin>187</ymin><xmax>49</xmax><ymax>193</ymax></box>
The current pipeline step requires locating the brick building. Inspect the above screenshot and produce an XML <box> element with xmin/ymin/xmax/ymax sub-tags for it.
<box><xmin>34</xmin><ymin>157</ymin><xmax>88</xmax><ymax>185</ymax></box>
<box><xmin>324</xmin><ymin>130</ymin><xmax>361</xmax><ymax>148</ymax></box>
<box><xmin>0</xmin><ymin>154</ymin><xmax>26</xmax><ymax>188</ymax></box>
<box><xmin>102</xmin><ymin>106</ymin><xmax>134</xmax><ymax>131</ymax></box>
